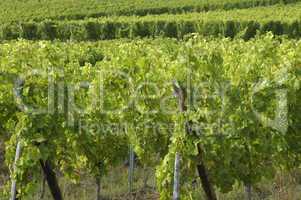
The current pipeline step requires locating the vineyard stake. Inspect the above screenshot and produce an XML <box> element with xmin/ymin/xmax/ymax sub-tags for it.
<box><xmin>172</xmin><ymin>80</ymin><xmax>217</xmax><ymax>200</ymax></box>
<box><xmin>128</xmin><ymin>146</ymin><xmax>135</xmax><ymax>193</ymax></box>
<box><xmin>172</xmin><ymin>80</ymin><xmax>186</xmax><ymax>200</ymax></box>
<box><xmin>173</xmin><ymin>152</ymin><xmax>181</xmax><ymax>200</ymax></box>
<box><xmin>96</xmin><ymin>176</ymin><xmax>101</xmax><ymax>200</ymax></box>
<box><xmin>245</xmin><ymin>184</ymin><xmax>252</xmax><ymax>200</ymax></box>
<box><xmin>13</xmin><ymin>77</ymin><xmax>63</xmax><ymax>200</ymax></box>
<box><xmin>95</xmin><ymin>161</ymin><xmax>103</xmax><ymax>200</ymax></box>
<box><xmin>10</xmin><ymin>141</ymin><xmax>22</xmax><ymax>200</ymax></box>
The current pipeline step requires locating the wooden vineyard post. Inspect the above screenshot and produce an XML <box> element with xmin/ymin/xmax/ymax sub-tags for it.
<box><xmin>128</xmin><ymin>146</ymin><xmax>135</xmax><ymax>193</ymax></box>
<box><xmin>96</xmin><ymin>175</ymin><xmax>101</xmax><ymax>200</ymax></box>
<box><xmin>10</xmin><ymin>78</ymin><xmax>26</xmax><ymax>200</ymax></box>
<box><xmin>172</xmin><ymin>80</ymin><xmax>186</xmax><ymax>200</ymax></box>
<box><xmin>245</xmin><ymin>184</ymin><xmax>252</xmax><ymax>200</ymax></box>
<box><xmin>95</xmin><ymin>161</ymin><xmax>103</xmax><ymax>200</ymax></box>
<box><xmin>173</xmin><ymin>152</ymin><xmax>181</xmax><ymax>200</ymax></box>
<box><xmin>10</xmin><ymin>141</ymin><xmax>22</xmax><ymax>200</ymax></box>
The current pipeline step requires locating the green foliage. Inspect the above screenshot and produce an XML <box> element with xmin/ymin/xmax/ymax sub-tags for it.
<box><xmin>37</xmin><ymin>20</ymin><xmax>58</xmax><ymax>40</ymax></box>
<box><xmin>20</xmin><ymin>22</ymin><xmax>38</xmax><ymax>40</ymax></box>
<box><xmin>0</xmin><ymin>0</ymin><xmax>298</xmax><ymax>24</ymax></box>
<box><xmin>1</xmin><ymin>3</ymin><xmax>301</xmax><ymax>41</ymax></box>
<box><xmin>155</xmin><ymin>34</ymin><xmax>301</xmax><ymax>199</ymax></box>
<box><xmin>0</xmin><ymin>35</ymin><xmax>300</xmax><ymax>199</ymax></box>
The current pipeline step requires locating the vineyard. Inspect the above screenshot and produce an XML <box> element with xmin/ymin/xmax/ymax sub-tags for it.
<box><xmin>0</xmin><ymin>0</ymin><xmax>300</xmax><ymax>200</ymax></box>
<box><xmin>1</xmin><ymin>0</ymin><xmax>300</xmax><ymax>23</ymax></box>
<box><xmin>1</xmin><ymin>3</ymin><xmax>301</xmax><ymax>41</ymax></box>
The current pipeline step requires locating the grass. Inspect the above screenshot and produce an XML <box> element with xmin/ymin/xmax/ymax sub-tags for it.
<box><xmin>20</xmin><ymin>166</ymin><xmax>158</xmax><ymax>200</ymax></box>
<box><xmin>5</xmin><ymin>167</ymin><xmax>298</xmax><ymax>200</ymax></box>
